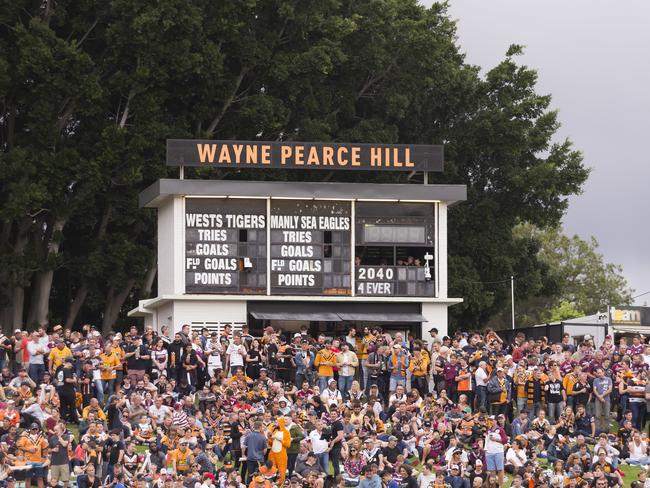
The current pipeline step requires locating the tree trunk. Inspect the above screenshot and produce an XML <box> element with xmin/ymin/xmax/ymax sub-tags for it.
<box><xmin>25</xmin><ymin>217</ymin><xmax>66</xmax><ymax>328</ymax></box>
<box><xmin>11</xmin><ymin>286</ymin><xmax>24</xmax><ymax>330</ymax></box>
<box><xmin>102</xmin><ymin>279</ymin><xmax>135</xmax><ymax>335</ymax></box>
<box><xmin>64</xmin><ymin>283</ymin><xmax>88</xmax><ymax>329</ymax></box>
<box><xmin>141</xmin><ymin>252</ymin><xmax>157</xmax><ymax>298</ymax></box>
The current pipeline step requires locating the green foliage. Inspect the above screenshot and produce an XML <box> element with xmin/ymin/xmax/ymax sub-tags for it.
<box><xmin>548</xmin><ymin>300</ymin><xmax>584</xmax><ymax>322</ymax></box>
<box><xmin>0</xmin><ymin>0</ymin><xmax>591</xmax><ymax>330</ymax></box>
<box><xmin>511</xmin><ymin>223</ymin><xmax>633</xmax><ymax>325</ymax></box>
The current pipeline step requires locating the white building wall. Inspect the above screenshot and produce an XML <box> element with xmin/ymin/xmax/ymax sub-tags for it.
<box><xmin>421</xmin><ymin>302</ymin><xmax>450</xmax><ymax>345</ymax></box>
<box><xmin>157</xmin><ymin>196</ymin><xmax>185</xmax><ymax>295</ymax></box>
<box><xmin>563</xmin><ymin>325</ymin><xmax>606</xmax><ymax>347</ymax></box>
<box><xmin>172</xmin><ymin>300</ymin><xmax>247</xmax><ymax>335</ymax></box>
<box><xmin>437</xmin><ymin>203</ymin><xmax>448</xmax><ymax>299</ymax></box>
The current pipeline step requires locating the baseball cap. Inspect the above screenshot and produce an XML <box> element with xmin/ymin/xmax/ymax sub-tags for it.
<box><xmin>30</xmin><ymin>422</ymin><xmax>39</xmax><ymax>430</ymax></box>
<box><xmin>475</xmin><ymin>459</ymin><xmax>483</xmax><ymax>465</ymax></box>
<box><xmin>388</xmin><ymin>435</ymin><xmax>398</xmax><ymax>441</ymax></box>
<box><xmin>294</xmin><ymin>333</ymin><xmax>302</xmax><ymax>338</ymax></box>
<box><xmin>450</xmin><ymin>464</ymin><xmax>460</xmax><ymax>470</ymax></box>
<box><xmin>254</xmin><ymin>476</ymin><xmax>265</xmax><ymax>483</ymax></box>
<box><xmin>160</xmin><ymin>468</ymin><xmax>168</xmax><ymax>475</ymax></box>
<box><xmin>463</xmin><ymin>407</ymin><xmax>472</xmax><ymax>413</ymax></box>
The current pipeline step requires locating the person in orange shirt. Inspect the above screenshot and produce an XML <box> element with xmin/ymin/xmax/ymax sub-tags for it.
<box><xmin>267</xmin><ymin>417</ymin><xmax>291</xmax><ymax>485</ymax></box>
<box><xmin>409</xmin><ymin>348</ymin><xmax>429</xmax><ymax>394</ymax></box>
<box><xmin>170</xmin><ymin>440</ymin><xmax>194</xmax><ymax>475</ymax></box>
<box><xmin>16</xmin><ymin>422</ymin><xmax>49</xmax><ymax>487</ymax></box>
<box><xmin>0</xmin><ymin>400</ymin><xmax>21</xmax><ymax>427</ymax></box>
<box><xmin>248</xmin><ymin>474</ymin><xmax>273</xmax><ymax>488</ymax></box>
<box><xmin>314</xmin><ymin>341</ymin><xmax>337</xmax><ymax>392</ymax></box>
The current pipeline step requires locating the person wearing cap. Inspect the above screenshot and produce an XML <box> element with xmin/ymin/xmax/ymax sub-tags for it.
<box><xmin>16</xmin><ymin>422</ymin><xmax>49</xmax><ymax>485</ymax></box>
<box><xmin>170</xmin><ymin>439</ymin><xmax>194</xmax><ymax>475</ymax></box>
<box><xmin>314</xmin><ymin>341</ymin><xmax>337</xmax><ymax>392</ymax></box>
<box><xmin>486</xmin><ymin>367</ymin><xmax>511</xmax><ymax>416</ymax></box>
<box><xmin>444</xmin><ymin>463</ymin><xmax>467</xmax><ymax>488</ymax></box>
<box><xmin>321</xmin><ymin>378</ymin><xmax>342</xmax><ymax>406</ymax></box>
<box><xmin>484</xmin><ymin>412</ymin><xmax>507</xmax><ymax>485</ymax></box>
<box><xmin>55</xmin><ymin>357</ymin><xmax>78</xmax><ymax>424</ymax></box>
<box><xmin>295</xmin><ymin>340</ymin><xmax>315</xmax><ymax>388</ymax></box>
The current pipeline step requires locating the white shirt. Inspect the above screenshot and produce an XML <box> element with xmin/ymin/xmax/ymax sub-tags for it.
<box><xmin>149</xmin><ymin>404</ymin><xmax>172</xmax><ymax>424</ymax></box>
<box><xmin>475</xmin><ymin>368</ymin><xmax>488</xmax><ymax>387</ymax></box>
<box><xmin>321</xmin><ymin>388</ymin><xmax>342</xmax><ymax>405</ymax></box>
<box><xmin>226</xmin><ymin>343</ymin><xmax>246</xmax><ymax>367</ymax></box>
<box><xmin>309</xmin><ymin>430</ymin><xmax>329</xmax><ymax>454</ymax></box>
<box><xmin>506</xmin><ymin>447</ymin><xmax>527</xmax><ymax>467</ymax></box>
<box><xmin>484</xmin><ymin>428</ymin><xmax>505</xmax><ymax>453</ymax></box>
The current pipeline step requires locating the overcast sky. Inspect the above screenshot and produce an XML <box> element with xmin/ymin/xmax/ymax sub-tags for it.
<box><xmin>421</xmin><ymin>0</ymin><xmax>649</xmax><ymax>305</ymax></box>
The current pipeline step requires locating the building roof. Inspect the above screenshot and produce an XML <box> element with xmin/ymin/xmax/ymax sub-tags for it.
<box><xmin>139</xmin><ymin>179</ymin><xmax>467</xmax><ymax>208</ymax></box>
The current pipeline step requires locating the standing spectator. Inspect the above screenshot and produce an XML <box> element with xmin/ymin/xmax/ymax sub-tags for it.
<box><xmin>474</xmin><ymin>361</ymin><xmax>489</xmax><ymax>411</ymax></box>
<box><xmin>336</xmin><ymin>342</ymin><xmax>358</xmax><ymax>399</ymax></box>
<box><xmin>26</xmin><ymin>332</ymin><xmax>47</xmax><ymax>383</ymax></box>
<box><xmin>593</xmin><ymin>367</ymin><xmax>613</xmax><ymax>433</ymax></box>
<box><xmin>314</xmin><ymin>341</ymin><xmax>337</xmax><ymax>392</ymax></box>
<box><xmin>48</xmin><ymin>422</ymin><xmax>72</xmax><ymax>488</ymax></box>
<box><xmin>484</xmin><ymin>418</ymin><xmax>507</xmax><ymax>486</ymax></box>
<box><xmin>388</xmin><ymin>344</ymin><xmax>409</xmax><ymax>394</ymax></box>
<box><xmin>525</xmin><ymin>368</ymin><xmax>546</xmax><ymax>418</ymax></box>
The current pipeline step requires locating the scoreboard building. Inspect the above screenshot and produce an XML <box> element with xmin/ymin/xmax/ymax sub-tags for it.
<box><xmin>129</xmin><ymin>140</ymin><xmax>466</xmax><ymax>342</ymax></box>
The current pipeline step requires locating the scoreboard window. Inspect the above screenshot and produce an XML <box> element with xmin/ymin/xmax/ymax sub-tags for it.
<box><xmin>185</xmin><ymin>198</ymin><xmax>267</xmax><ymax>294</ymax></box>
<box><xmin>354</xmin><ymin>202</ymin><xmax>435</xmax><ymax>297</ymax></box>
<box><xmin>270</xmin><ymin>200</ymin><xmax>351</xmax><ymax>296</ymax></box>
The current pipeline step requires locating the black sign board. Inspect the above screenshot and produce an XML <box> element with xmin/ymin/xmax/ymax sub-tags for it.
<box><xmin>270</xmin><ymin>200</ymin><xmax>352</xmax><ymax>296</ymax></box>
<box><xmin>167</xmin><ymin>139</ymin><xmax>443</xmax><ymax>172</ymax></box>
<box><xmin>185</xmin><ymin>198</ymin><xmax>267</xmax><ymax>294</ymax></box>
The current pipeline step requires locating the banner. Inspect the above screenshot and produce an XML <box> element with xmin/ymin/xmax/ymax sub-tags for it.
<box><xmin>167</xmin><ymin>139</ymin><xmax>443</xmax><ymax>172</ymax></box>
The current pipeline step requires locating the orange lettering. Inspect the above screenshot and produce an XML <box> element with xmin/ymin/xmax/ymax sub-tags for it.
<box><xmin>232</xmin><ymin>144</ymin><xmax>244</xmax><ymax>164</ymax></box>
<box><xmin>307</xmin><ymin>146</ymin><xmax>320</xmax><ymax>165</ymax></box>
<box><xmin>219</xmin><ymin>144</ymin><xmax>232</xmax><ymax>163</ymax></box>
<box><xmin>294</xmin><ymin>145</ymin><xmax>305</xmax><ymax>165</ymax></box>
<box><xmin>323</xmin><ymin>147</ymin><xmax>334</xmax><ymax>166</ymax></box>
<box><xmin>337</xmin><ymin>147</ymin><xmax>348</xmax><ymax>166</ymax></box>
<box><xmin>261</xmin><ymin>145</ymin><xmax>271</xmax><ymax>165</ymax></box>
<box><xmin>393</xmin><ymin>148</ymin><xmax>402</xmax><ymax>167</ymax></box>
<box><xmin>404</xmin><ymin>148</ymin><xmax>414</xmax><ymax>167</ymax></box>
<box><xmin>370</xmin><ymin>148</ymin><xmax>381</xmax><ymax>166</ymax></box>
<box><xmin>280</xmin><ymin>145</ymin><xmax>292</xmax><ymax>165</ymax></box>
<box><xmin>246</xmin><ymin>145</ymin><xmax>258</xmax><ymax>164</ymax></box>
<box><xmin>385</xmin><ymin>148</ymin><xmax>391</xmax><ymax>166</ymax></box>
<box><xmin>351</xmin><ymin>147</ymin><xmax>361</xmax><ymax>167</ymax></box>
<box><xmin>197</xmin><ymin>144</ymin><xmax>217</xmax><ymax>163</ymax></box>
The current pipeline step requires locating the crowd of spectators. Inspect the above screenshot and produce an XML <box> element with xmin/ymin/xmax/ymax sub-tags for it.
<box><xmin>0</xmin><ymin>322</ymin><xmax>648</xmax><ymax>488</ymax></box>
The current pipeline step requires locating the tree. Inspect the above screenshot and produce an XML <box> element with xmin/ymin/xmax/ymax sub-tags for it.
<box><xmin>0</xmin><ymin>0</ymin><xmax>591</xmax><ymax>332</ymax></box>
<box><xmin>512</xmin><ymin>223</ymin><xmax>633</xmax><ymax>324</ymax></box>
<box><xmin>547</xmin><ymin>300</ymin><xmax>584</xmax><ymax>322</ymax></box>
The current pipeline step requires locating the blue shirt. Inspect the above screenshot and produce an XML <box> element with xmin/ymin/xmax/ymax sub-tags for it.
<box><xmin>246</xmin><ymin>431</ymin><xmax>268</xmax><ymax>461</ymax></box>
<box><xmin>593</xmin><ymin>376</ymin><xmax>613</xmax><ymax>400</ymax></box>
<box><xmin>358</xmin><ymin>475</ymin><xmax>382</xmax><ymax>488</ymax></box>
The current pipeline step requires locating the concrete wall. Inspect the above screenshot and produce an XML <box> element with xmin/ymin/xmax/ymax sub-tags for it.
<box><xmin>157</xmin><ymin>196</ymin><xmax>185</xmax><ymax>295</ymax></box>
<box><xmin>421</xmin><ymin>302</ymin><xmax>450</xmax><ymax>346</ymax></box>
<box><xmin>172</xmin><ymin>300</ymin><xmax>247</xmax><ymax>335</ymax></box>
<box><xmin>437</xmin><ymin>203</ymin><xmax>448</xmax><ymax>299</ymax></box>
<box><xmin>564</xmin><ymin>324</ymin><xmax>606</xmax><ymax>347</ymax></box>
